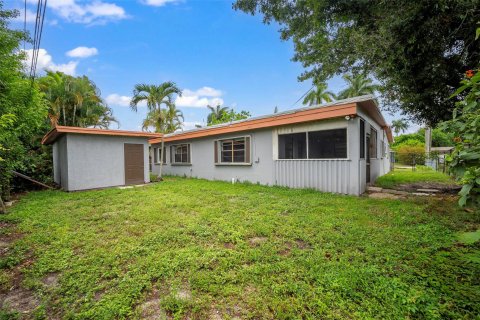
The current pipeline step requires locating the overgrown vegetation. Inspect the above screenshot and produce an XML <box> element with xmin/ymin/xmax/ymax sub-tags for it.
<box><xmin>0</xmin><ymin>4</ymin><xmax>49</xmax><ymax>207</ymax></box>
<box><xmin>1</xmin><ymin>178</ymin><xmax>479</xmax><ymax>318</ymax></box>
<box><xmin>440</xmin><ymin>64</ymin><xmax>480</xmax><ymax>206</ymax></box>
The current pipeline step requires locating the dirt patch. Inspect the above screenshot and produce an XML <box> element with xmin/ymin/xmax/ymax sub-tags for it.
<box><xmin>0</xmin><ymin>287</ymin><xmax>40</xmax><ymax>314</ymax></box>
<box><xmin>369</xmin><ymin>192</ymin><xmax>401</xmax><ymax>200</ymax></box>
<box><xmin>278</xmin><ymin>242</ymin><xmax>292</xmax><ymax>256</ymax></box>
<box><xmin>248</xmin><ymin>237</ymin><xmax>267</xmax><ymax>247</ymax></box>
<box><xmin>223</xmin><ymin>242</ymin><xmax>235</xmax><ymax>249</ymax></box>
<box><xmin>295</xmin><ymin>239</ymin><xmax>311</xmax><ymax>250</ymax></box>
<box><xmin>175</xmin><ymin>284</ymin><xmax>192</xmax><ymax>300</ymax></box>
<box><xmin>137</xmin><ymin>287</ymin><xmax>168</xmax><ymax>320</ymax></box>
<box><xmin>42</xmin><ymin>272</ymin><xmax>59</xmax><ymax>288</ymax></box>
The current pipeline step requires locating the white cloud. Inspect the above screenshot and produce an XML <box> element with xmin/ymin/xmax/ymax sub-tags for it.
<box><xmin>105</xmin><ymin>94</ymin><xmax>131</xmax><ymax>107</ymax></box>
<box><xmin>30</xmin><ymin>0</ymin><xmax>127</xmax><ymax>25</ymax></box>
<box><xmin>175</xmin><ymin>87</ymin><xmax>224</xmax><ymax>108</ymax></box>
<box><xmin>142</xmin><ymin>0</ymin><xmax>181</xmax><ymax>7</ymax></box>
<box><xmin>66</xmin><ymin>46</ymin><xmax>98</xmax><ymax>58</ymax></box>
<box><xmin>22</xmin><ymin>48</ymin><xmax>78</xmax><ymax>76</ymax></box>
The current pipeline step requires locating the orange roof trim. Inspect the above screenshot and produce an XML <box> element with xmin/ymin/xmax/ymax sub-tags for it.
<box><xmin>42</xmin><ymin>126</ymin><xmax>162</xmax><ymax>145</ymax></box>
<box><xmin>149</xmin><ymin>96</ymin><xmax>393</xmax><ymax>144</ymax></box>
<box><xmin>150</xmin><ymin>103</ymin><xmax>357</xmax><ymax>144</ymax></box>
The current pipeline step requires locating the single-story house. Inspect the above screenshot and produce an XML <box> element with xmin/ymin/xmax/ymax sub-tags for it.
<box><xmin>150</xmin><ymin>95</ymin><xmax>393</xmax><ymax>195</ymax></box>
<box><xmin>42</xmin><ymin>126</ymin><xmax>161</xmax><ymax>191</ymax></box>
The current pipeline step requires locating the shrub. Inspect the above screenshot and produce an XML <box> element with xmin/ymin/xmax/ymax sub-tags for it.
<box><xmin>395</xmin><ymin>146</ymin><xmax>425</xmax><ymax>166</ymax></box>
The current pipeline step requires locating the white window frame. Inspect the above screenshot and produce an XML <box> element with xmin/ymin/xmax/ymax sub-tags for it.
<box><xmin>215</xmin><ymin>135</ymin><xmax>252</xmax><ymax>166</ymax></box>
<box><xmin>171</xmin><ymin>143</ymin><xmax>191</xmax><ymax>166</ymax></box>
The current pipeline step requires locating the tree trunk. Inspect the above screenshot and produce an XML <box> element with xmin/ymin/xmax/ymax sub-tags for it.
<box><xmin>72</xmin><ymin>104</ymin><xmax>77</xmax><ymax>126</ymax></box>
<box><xmin>158</xmin><ymin>138</ymin><xmax>164</xmax><ymax>181</ymax></box>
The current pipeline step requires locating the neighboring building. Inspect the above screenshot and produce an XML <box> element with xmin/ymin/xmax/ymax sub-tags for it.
<box><xmin>42</xmin><ymin>126</ymin><xmax>161</xmax><ymax>191</ymax></box>
<box><xmin>150</xmin><ymin>95</ymin><xmax>393</xmax><ymax>195</ymax></box>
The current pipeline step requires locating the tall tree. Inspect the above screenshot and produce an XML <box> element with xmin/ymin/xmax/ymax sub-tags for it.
<box><xmin>38</xmin><ymin>71</ymin><xmax>116</xmax><ymax>128</ymax></box>
<box><xmin>130</xmin><ymin>82</ymin><xmax>182</xmax><ymax>178</ymax></box>
<box><xmin>206</xmin><ymin>104</ymin><xmax>229</xmax><ymax>124</ymax></box>
<box><xmin>303</xmin><ymin>81</ymin><xmax>336</xmax><ymax>105</ymax></box>
<box><xmin>234</xmin><ymin>0</ymin><xmax>480</xmax><ymax>125</ymax></box>
<box><xmin>391</xmin><ymin>119</ymin><xmax>409</xmax><ymax>136</ymax></box>
<box><xmin>337</xmin><ymin>74</ymin><xmax>379</xmax><ymax>99</ymax></box>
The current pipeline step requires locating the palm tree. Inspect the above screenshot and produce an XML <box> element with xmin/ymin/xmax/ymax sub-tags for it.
<box><xmin>163</xmin><ymin>103</ymin><xmax>184</xmax><ymax>133</ymax></box>
<box><xmin>391</xmin><ymin>119</ymin><xmax>409</xmax><ymax>136</ymax></box>
<box><xmin>337</xmin><ymin>73</ymin><xmax>380</xmax><ymax>99</ymax></box>
<box><xmin>130</xmin><ymin>82</ymin><xmax>182</xmax><ymax>179</ymax></box>
<box><xmin>38</xmin><ymin>71</ymin><xmax>116</xmax><ymax>128</ymax></box>
<box><xmin>207</xmin><ymin>104</ymin><xmax>229</xmax><ymax>125</ymax></box>
<box><xmin>303</xmin><ymin>82</ymin><xmax>336</xmax><ymax>106</ymax></box>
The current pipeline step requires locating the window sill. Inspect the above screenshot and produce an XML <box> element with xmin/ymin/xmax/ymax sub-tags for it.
<box><xmin>171</xmin><ymin>163</ymin><xmax>192</xmax><ymax>166</ymax></box>
<box><xmin>215</xmin><ymin>163</ymin><xmax>252</xmax><ymax>166</ymax></box>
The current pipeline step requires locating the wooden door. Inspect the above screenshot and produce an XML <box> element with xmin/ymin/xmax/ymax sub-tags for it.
<box><xmin>124</xmin><ymin>144</ymin><xmax>144</xmax><ymax>185</ymax></box>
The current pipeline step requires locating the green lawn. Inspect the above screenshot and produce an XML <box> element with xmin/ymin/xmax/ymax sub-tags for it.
<box><xmin>375</xmin><ymin>167</ymin><xmax>456</xmax><ymax>189</ymax></box>
<box><xmin>1</xmin><ymin>178</ymin><xmax>479</xmax><ymax>319</ymax></box>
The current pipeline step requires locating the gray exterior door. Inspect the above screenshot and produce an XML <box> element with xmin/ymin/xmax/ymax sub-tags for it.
<box><xmin>124</xmin><ymin>143</ymin><xmax>144</xmax><ymax>185</ymax></box>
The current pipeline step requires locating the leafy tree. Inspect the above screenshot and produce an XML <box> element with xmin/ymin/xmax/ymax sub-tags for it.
<box><xmin>337</xmin><ymin>74</ymin><xmax>379</xmax><ymax>99</ymax></box>
<box><xmin>38</xmin><ymin>71</ymin><xmax>117</xmax><ymax>128</ymax></box>
<box><xmin>303</xmin><ymin>81</ymin><xmax>335</xmax><ymax>105</ymax></box>
<box><xmin>0</xmin><ymin>4</ymin><xmax>49</xmax><ymax>209</ymax></box>
<box><xmin>233</xmin><ymin>0</ymin><xmax>480</xmax><ymax>125</ymax></box>
<box><xmin>207</xmin><ymin>108</ymin><xmax>251</xmax><ymax>126</ymax></box>
<box><xmin>207</xmin><ymin>104</ymin><xmax>229</xmax><ymax>124</ymax></box>
<box><xmin>391</xmin><ymin>119</ymin><xmax>409</xmax><ymax>136</ymax></box>
<box><xmin>130</xmin><ymin>82</ymin><xmax>182</xmax><ymax>178</ymax></box>
<box><xmin>440</xmin><ymin>67</ymin><xmax>480</xmax><ymax>207</ymax></box>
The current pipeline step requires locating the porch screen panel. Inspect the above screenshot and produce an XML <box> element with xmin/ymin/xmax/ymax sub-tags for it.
<box><xmin>308</xmin><ymin>129</ymin><xmax>347</xmax><ymax>159</ymax></box>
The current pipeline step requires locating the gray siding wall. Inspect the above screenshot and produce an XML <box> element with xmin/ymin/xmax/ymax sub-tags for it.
<box><xmin>272</xmin><ymin>118</ymin><xmax>361</xmax><ymax>195</ymax></box>
<box><xmin>62</xmin><ymin>134</ymin><xmax>150</xmax><ymax>191</ymax></box>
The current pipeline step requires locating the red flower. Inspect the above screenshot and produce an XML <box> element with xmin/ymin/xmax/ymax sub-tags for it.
<box><xmin>465</xmin><ymin>70</ymin><xmax>475</xmax><ymax>78</ymax></box>
<box><xmin>453</xmin><ymin>136</ymin><xmax>462</xmax><ymax>143</ymax></box>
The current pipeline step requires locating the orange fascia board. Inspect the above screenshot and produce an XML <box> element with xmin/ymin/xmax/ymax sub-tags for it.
<box><xmin>150</xmin><ymin>103</ymin><xmax>357</xmax><ymax>144</ymax></box>
<box><xmin>42</xmin><ymin>126</ymin><xmax>162</xmax><ymax>145</ymax></box>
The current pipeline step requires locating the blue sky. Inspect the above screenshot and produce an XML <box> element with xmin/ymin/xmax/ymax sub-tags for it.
<box><xmin>8</xmin><ymin>0</ymin><xmax>402</xmax><ymax>131</ymax></box>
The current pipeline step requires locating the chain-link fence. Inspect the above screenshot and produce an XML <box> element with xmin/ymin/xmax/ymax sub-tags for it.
<box><xmin>390</xmin><ymin>151</ymin><xmax>450</xmax><ymax>173</ymax></box>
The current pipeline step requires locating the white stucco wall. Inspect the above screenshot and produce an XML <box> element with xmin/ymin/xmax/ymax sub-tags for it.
<box><xmin>152</xmin><ymin>129</ymin><xmax>275</xmax><ymax>185</ymax></box>
<box><xmin>54</xmin><ymin>134</ymin><xmax>150</xmax><ymax>191</ymax></box>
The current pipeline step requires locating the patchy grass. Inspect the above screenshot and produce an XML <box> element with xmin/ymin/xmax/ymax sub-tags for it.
<box><xmin>375</xmin><ymin>168</ymin><xmax>456</xmax><ymax>189</ymax></box>
<box><xmin>1</xmin><ymin>177</ymin><xmax>479</xmax><ymax>319</ymax></box>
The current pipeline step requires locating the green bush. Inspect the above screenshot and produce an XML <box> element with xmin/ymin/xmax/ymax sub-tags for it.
<box><xmin>395</xmin><ymin>146</ymin><xmax>425</xmax><ymax>166</ymax></box>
